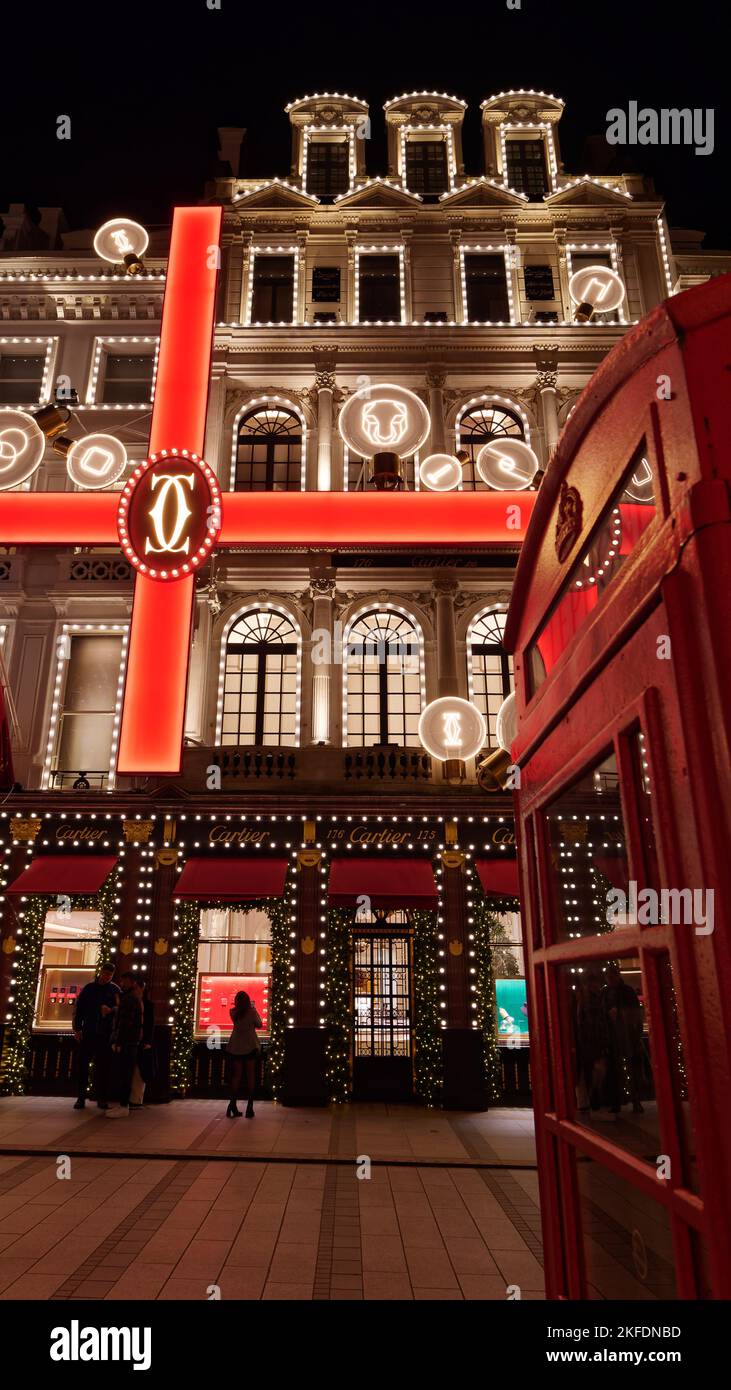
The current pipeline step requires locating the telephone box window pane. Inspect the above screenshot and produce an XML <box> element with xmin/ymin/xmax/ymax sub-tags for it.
<box><xmin>544</xmin><ymin>750</ymin><xmax>630</xmax><ymax>942</ymax></box>
<box><xmin>561</xmin><ymin>955</ymin><xmax>660</xmax><ymax>1163</ymax></box>
<box><xmin>529</xmin><ymin>447</ymin><xmax>657</xmax><ymax>692</ymax></box>
<box><xmin>656</xmin><ymin>954</ymin><xmax>700</xmax><ymax>1194</ymax></box>
<box><xmin>577</xmin><ymin>1157</ymin><xmax>676</xmax><ymax>1299</ymax></box>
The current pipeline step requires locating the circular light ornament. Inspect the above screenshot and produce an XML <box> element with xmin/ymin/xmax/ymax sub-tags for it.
<box><xmin>338</xmin><ymin>382</ymin><xmax>431</xmax><ymax>459</ymax></box>
<box><xmin>568</xmin><ymin>265</ymin><xmax>625</xmax><ymax>319</ymax></box>
<box><xmin>67</xmin><ymin>433</ymin><xmax>128</xmax><ymax>490</ymax></box>
<box><xmin>476</xmin><ymin>438</ymin><xmax>539</xmax><ymax>491</ymax></box>
<box><xmin>495</xmin><ymin>691</ymin><xmax>518</xmax><ymax>754</ymax></box>
<box><xmin>623</xmin><ymin>454</ymin><xmax>654</xmax><ymax>504</ymax></box>
<box><xmin>93</xmin><ymin>217</ymin><xmax>149</xmax><ymax>265</ymax></box>
<box><xmin>418</xmin><ymin>696</ymin><xmax>487</xmax><ymax>762</ymax></box>
<box><xmin>117</xmin><ymin>447</ymin><xmax>221</xmax><ymax>581</ymax></box>
<box><xmin>0</xmin><ymin>408</ymin><xmax>45</xmax><ymax>490</ymax></box>
<box><xmin>419</xmin><ymin>453</ymin><xmax>463</xmax><ymax>492</ymax></box>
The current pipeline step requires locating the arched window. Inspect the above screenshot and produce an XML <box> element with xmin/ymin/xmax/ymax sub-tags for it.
<box><xmin>345</xmin><ymin>609</ymin><xmax>422</xmax><ymax>746</ymax></box>
<box><xmin>468</xmin><ymin>608</ymin><xmax>513</xmax><ymax>749</ymax></box>
<box><xmin>457</xmin><ymin>403</ymin><xmax>525</xmax><ymax>491</ymax></box>
<box><xmin>220</xmin><ymin>609</ymin><xmax>299</xmax><ymax>746</ymax></box>
<box><xmin>234</xmin><ymin>406</ymin><xmax>302</xmax><ymax>492</ymax></box>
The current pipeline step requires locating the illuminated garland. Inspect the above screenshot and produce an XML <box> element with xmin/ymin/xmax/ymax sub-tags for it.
<box><xmin>0</xmin><ymin>894</ymin><xmax>51</xmax><ymax>1095</ymax></box>
<box><xmin>471</xmin><ymin>886</ymin><xmax>503</xmax><ymax>1103</ymax></box>
<box><xmin>411</xmin><ymin>909</ymin><xmax>443</xmax><ymax>1105</ymax></box>
<box><xmin>325</xmin><ymin>907</ymin><xmax>352</xmax><ymax>1102</ymax></box>
<box><xmin>169</xmin><ymin>892</ymin><xmax>292</xmax><ymax>1098</ymax></box>
<box><xmin>0</xmin><ymin>869</ymin><xmax>120</xmax><ymax>1096</ymax></box>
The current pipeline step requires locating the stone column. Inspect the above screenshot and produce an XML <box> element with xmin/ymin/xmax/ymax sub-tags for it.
<box><xmin>433</xmin><ymin>574</ymin><xmax>460</xmax><ymax>698</ymax></box>
<box><xmin>309</xmin><ymin>570</ymin><xmax>336</xmax><ymax>745</ymax></box>
<box><xmin>533</xmin><ymin>345</ymin><xmax>561</xmax><ymax>459</ymax></box>
<box><xmin>426</xmin><ymin>365</ymin><xmax>447</xmax><ymax>457</ymax></box>
<box><xmin>345</xmin><ymin>228</ymin><xmax>358</xmax><ymax>324</ymax></box>
<box><xmin>296</xmin><ymin>230</ymin><xmax>308</xmax><ymax>324</ymax></box>
<box><xmin>314</xmin><ymin>352</ymin><xmax>337</xmax><ymax>492</ymax></box>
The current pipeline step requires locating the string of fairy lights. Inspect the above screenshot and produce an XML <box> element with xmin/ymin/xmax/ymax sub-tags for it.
<box><xmin>0</xmin><ymin>809</ymin><xmax>517</xmax><ymax>1100</ymax></box>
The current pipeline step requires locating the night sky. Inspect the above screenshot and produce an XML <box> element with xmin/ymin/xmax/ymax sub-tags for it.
<box><xmin>1</xmin><ymin>0</ymin><xmax>728</xmax><ymax>247</ymax></box>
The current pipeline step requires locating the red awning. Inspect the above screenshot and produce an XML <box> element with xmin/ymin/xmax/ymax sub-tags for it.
<box><xmin>173</xmin><ymin>856</ymin><xmax>289</xmax><ymax>901</ymax></box>
<box><xmin>328</xmin><ymin>857</ymin><xmax>438</xmax><ymax>909</ymax></box>
<box><xmin>475</xmin><ymin>857</ymin><xmax>520</xmax><ymax>901</ymax></box>
<box><xmin>6</xmin><ymin>854</ymin><xmax>118</xmax><ymax>896</ymax></box>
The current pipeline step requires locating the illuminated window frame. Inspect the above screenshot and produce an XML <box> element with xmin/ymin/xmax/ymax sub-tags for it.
<box><xmin>354</xmin><ymin>245</ymin><xmax>407</xmax><ymax>325</ymax></box>
<box><xmin>657</xmin><ymin>216</ymin><xmax>676</xmax><ymax>297</ymax></box>
<box><xmin>466</xmin><ymin>604</ymin><xmax>513</xmax><ymax>750</ymax></box>
<box><xmin>454</xmin><ymin>394</ymin><xmax>531</xmax><ymax>490</ymax></box>
<box><xmin>230</xmin><ymin>396</ymin><xmax>307</xmax><ymax>491</ymax></box>
<box><xmin>459</xmin><ymin>246</ymin><xmax>516</xmax><ymax>325</ymax></box>
<box><xmin>85</xmin><ymin>336</ymin><xmax>159</xmax><ymax>408</ymax></box>
<box><xmin>0</xmin><ymin>336</ymin><xmax>56</xmax><ymax>406</ymax></box>
<box><xmin>245</xmin><ymin>245</ymin><xmax>302</xmax><ymax>326</ymax></box>
<box><xmin>302</xmin><ymin>125</ymin><xmax>356</xmax><ymax>196</ymax></box>
<box><xmin>215</xmin><ymin>602</ymin><xmax>302</xmax><ymax>747</ymax></box>
<box><xmin>399</xmin><ymin>124</ymin><xmax>457</xmax><ymax>194</ymax></box>
<box><xmin>498</xmin><ymin>122</ymin><xmax>558</xmax><ymax>192</ymax></box>
<box><xmin>341</xmin><ymin>603</ymin><xmax>426</xmax><ymax>748</ymax></box>
<box><xmin>42</xmin><ymin>622</ymin><xmax>130</xmax><ymax>790</ymax></box>
<box><xmin>565</xmin><ymin>242</ymin><xmax>627</xmax><ymax>325</ymax></box>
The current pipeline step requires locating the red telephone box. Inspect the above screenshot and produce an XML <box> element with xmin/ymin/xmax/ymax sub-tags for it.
<box><xmin>504</xmin><ymin>274</ymin><xmax>731</xmax><ymax>1300</ymax></box>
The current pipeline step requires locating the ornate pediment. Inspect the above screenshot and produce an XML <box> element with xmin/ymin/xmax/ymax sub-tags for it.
<box><xmin>544</xmin><ymin>178</ymin><xmax>632</xmax><ymax>208</ymax></box>
<box><xmin>233</xmin><ymin>181</ymin><xmax>319</xmax><ymax>210</ymax></box>
<box><xmin>439</xmin><ymin>179</ymin><xmax>527</xmax><ymax>209</ymax></box>
<box><xmin>334</xmin><ymin>179</ymin><xmax>422</xmax><ymax>209</ymax></box>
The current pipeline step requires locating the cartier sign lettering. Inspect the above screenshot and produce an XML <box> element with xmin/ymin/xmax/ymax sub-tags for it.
<box><xmin>208</xmin><ymin>826</ymin><xmax>269</xmax><ymax>845</ymax></box>
<box><xmin>56</xmin><ymin>826</ymin><xmax>105</xmax><ymax>842</ymax></box>
<box><xmin>492</xmin><ymin>827</ymin><xmax>516</xmax><ymax>846</ymax></box>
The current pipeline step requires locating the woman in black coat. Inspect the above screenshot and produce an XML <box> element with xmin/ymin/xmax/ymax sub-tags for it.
<box><xmin>129</xmin><ymin>981</ymin><xmax>155</xmax><ymax>1108</ymax></box>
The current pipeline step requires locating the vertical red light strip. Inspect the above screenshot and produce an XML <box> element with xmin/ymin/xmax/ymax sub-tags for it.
<box><xmin>117</xmin><ymin>206</ymin><xmax>222</xmax><ymax>774</ymax></box>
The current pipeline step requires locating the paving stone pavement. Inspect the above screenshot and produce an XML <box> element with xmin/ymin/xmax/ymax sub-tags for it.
<box><xmin>0</xmin><ymin>1099</ymin><xmax>544</xmax><ymax>1301</ymax></box>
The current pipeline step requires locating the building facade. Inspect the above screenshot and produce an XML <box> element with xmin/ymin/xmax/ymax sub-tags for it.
<box><xmin>0</xmin><ymin>89</ymin><xmax>726</xmax><ymax>1107</ymax></box>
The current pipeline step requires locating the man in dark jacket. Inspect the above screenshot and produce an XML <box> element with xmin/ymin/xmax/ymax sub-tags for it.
<box><xmin>106</xmin><ymin>972</ymin><xmax>143</xmax><ymax>1118</ymax></box>
<box><xmin>73</xmin><ymin>963</ymin><xmax>120</xmax><ymax>1110</ymax></box>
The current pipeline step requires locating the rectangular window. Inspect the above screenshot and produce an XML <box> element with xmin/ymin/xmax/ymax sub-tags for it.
<box><xmin>196</xmin><ymin>907</ymin><xmax>272</xmax><ymax>1035</ymax></box>
<box><xmin>35</xmin><ymin>907</ymin><xmax>102</xmax><ymax>1031</ymax></box>
<box><xmin>353</xmin><ymin>933</ymin><xmax>411</xmax><ymax>1057</ymax></box>
<box><xmin>101</xmin><ymin>352</ymin><xmax>155</xmax><ymax>404</ymax></box>
<box><xmin>0</xmin><ymin>353</ymin><xmax>45</xmax><ymax>404</ymax></box>
<box><xmin>464</xmin><ymin>254</ymin><xmax>510</xmax><ymax>322</ymax></box>
<box><xmin>524</xmin><ymin>264</ymin><xmax>554</xmax><ymax>301</ymax></box>
<box><xmin>505</xmin><ymin>138</ymin><xmax>549</xmax><ymax>198</ymax></box>
<box><xmin>53</xmin><ymin>634</ymin><xmax>124</xmax><ymax>785</ymax></box>
<box><xmin>358</xmin><ymin>254</ymin><xmax>401</xmax><ymax>321</ymax></box>
<box><xmin>251</xmin><ymin>255</ymin><xmax>295</xmax><ymax>322</ymax></box>
<box><xmin>405</xmin><ymin>140</ymin><xmax>449</xmax><ymax>196</ymax></box>
<box><xmin>528</xmin><ymin>446</ymin><xmax>657</xmax><ymax>692</ymax></box>
<box><xmin>312</xmin><ymin>266</ymin><xmax>341</xmax><ymax>302</ymax></box>
<box><xmin>306</xmin><ymin>141</ymin><xmax>349</xmax><ymax>198</ymax></box>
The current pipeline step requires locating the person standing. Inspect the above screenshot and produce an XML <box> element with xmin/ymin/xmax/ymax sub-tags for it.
<box><xmin>72</xmin><ymin>963</ymin><xmax>120</xmax><ymax>1110</ymax></box>
<box><xmin>106</xmin><ymin>971</ymin><xmax>143</xmax><ymax>1118</ymax></box>
<box><xmin>225</xmin><ymin>991</ymin><xmax>262</xmax><ymax>1118</ymax></box>
<box><xmin>129</xmin><ymin>981</ymin><xmax>155</xmax><ymax>1109</ymax></box>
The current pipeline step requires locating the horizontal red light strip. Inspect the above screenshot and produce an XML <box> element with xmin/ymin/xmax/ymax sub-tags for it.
<box><xmin>218</xmin><ymin>490</ymin><xmax>537</xmax><ymax>547</ymax></box>
<box><xmin>0</xmin><ymin>492</ymin><xmax>118</xmax><ymax>544</ymax></box>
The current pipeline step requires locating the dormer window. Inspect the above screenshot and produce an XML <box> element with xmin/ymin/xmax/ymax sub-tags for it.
<box><xmin>505</xmin><ymin>138</ymin><xmax>549</xmax><ymax>198</ymax></box>
<box><xmin>405</xmin><ymin>139</ymin><xmax>449</xmax><ymax>196</ymax></box>
<box><xmin>306</xmin><ymin>139</ymin><xmax>349</xmax><ymax>198</ymax></box>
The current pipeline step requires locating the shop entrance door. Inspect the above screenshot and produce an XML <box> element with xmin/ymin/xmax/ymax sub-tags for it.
<box><xmin>352</xmin><ymin>933</ymin><xmax>413</xmax><ymax>1101</ymax></box>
